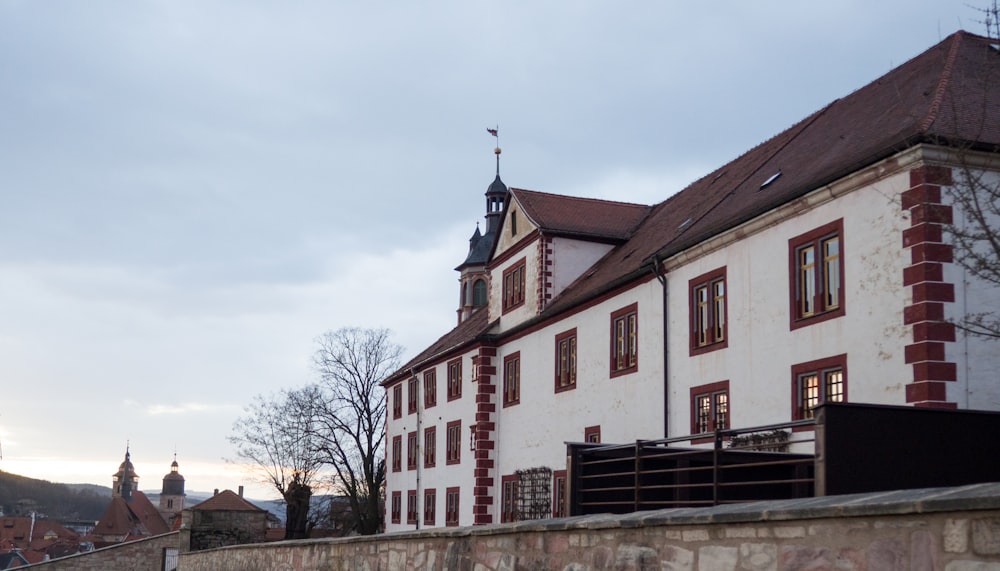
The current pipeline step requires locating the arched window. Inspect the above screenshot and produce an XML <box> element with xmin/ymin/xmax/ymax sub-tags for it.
<box><xmin>472</xmin><ymin>279</ymin><xmax>487</xmax><ymax>307</ymax></box>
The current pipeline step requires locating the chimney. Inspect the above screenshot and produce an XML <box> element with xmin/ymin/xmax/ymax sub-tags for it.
<box><xmin>213</xmin><ymin>489</ymin><xmax>219</xmax><ymax>496</ymax></box>
<box><xmin>238</xmin><ymin>486</ymin><xmax>244</xmax><ymax>498</ymax></box>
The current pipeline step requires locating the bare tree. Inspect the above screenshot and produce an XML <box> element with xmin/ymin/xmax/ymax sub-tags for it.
<box><xmin>945</xmin><ymin>0</ymin><xmax>1000</xmax><ymax>338</ymax></box>
<box><xmin>228</xmin><ymin>387</ymin><xmax>325</xmax><ymax>539</ymax></box>
<box><xmin>309</xmin><ymin>327</ymin><xmax>402</xmax><ymax>535</ymax></box>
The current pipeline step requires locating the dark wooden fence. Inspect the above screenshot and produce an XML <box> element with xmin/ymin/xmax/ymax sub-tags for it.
<box><xmin>568</xmin><ymin>403</ymin><xmax>1000</xmax><ymax>516</ymax></box>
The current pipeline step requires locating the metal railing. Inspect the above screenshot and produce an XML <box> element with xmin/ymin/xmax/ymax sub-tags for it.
<box><xmin>568</xmin><ymin>419</ymin><xmax>816</xmax><ymax>515</ymax></box>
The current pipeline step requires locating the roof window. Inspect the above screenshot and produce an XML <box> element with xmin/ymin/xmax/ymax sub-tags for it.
<box><xmin>760</xmin><ymin>171</ymin><xmax>782</xmax><ymax>189</ymax></box>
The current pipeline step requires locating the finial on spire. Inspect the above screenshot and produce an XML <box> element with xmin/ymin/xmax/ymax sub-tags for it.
<box><xmin>487</xmin><ymin>125</ymin><xmax>501</xmax><ymax>175</ymax></box>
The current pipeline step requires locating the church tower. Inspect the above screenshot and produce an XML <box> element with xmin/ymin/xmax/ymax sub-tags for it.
<box><xmin>158</xmin><ymin>454</ymin><xmax>186</xmax><ymax>521</ymax></box>
<box><xmin>456</xmin><ymin>139</ymin><xmax>508</xmax><ymax>323</ymax></box>
<box><xmin>111</xmin><ymin>447</ymin><xmax>139</xmax><ymax>501</ymax></box>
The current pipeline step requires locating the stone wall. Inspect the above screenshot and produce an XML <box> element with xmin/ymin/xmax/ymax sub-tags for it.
<box><xmin>179</xmin><ymin>484</ymin><xmax>1000</xmax><ymax>570</ymax></box>
<box><xmin>22</xmin><ymin>532</ymin><xmax>178</xmax><ymax>571</ymax></box>
<box><xmin>184</xmin><ymin>508</ymin><xmax>267</xmax><ymax>551</ymax></box>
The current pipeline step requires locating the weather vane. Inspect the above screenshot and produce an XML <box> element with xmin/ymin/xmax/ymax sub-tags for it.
<box><xmin>487</xmin><ymin>125</ymin><xmax>501</xmax><ymax>174</ymax></box>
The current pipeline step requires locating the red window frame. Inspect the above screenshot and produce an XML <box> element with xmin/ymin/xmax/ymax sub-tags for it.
<box><xmin>446</xmin><ymin>420</ymin><xmax>461</xmax><ymax>465</ymax></box>
<box><xmin>447</xmin><ymin>358</ymin><xmax>462</xmax><ymax>401</ymax></box>
<box><xmin>423</xmin><ymin>488</ymin><xmax>436</xmax><ymax>526</ymax></box>
<box><xmin>789</xmin><ymin>219</ymin><xmax>845</xmax><ymax>330</ymax></box>
<box><xmin>792</xmin><ymin>354</ymin><xmax>847</xmax><ymax>421</ymax></box>
<box><xmin>502</xmin><ymin>258</ymin><xmax>527</xmax><ymax>312</ymax></box>
<box><xmin>503</xmin><ymin>352</ymin><xmax>520</xmax><ymax>407</ymax></box>
<box><xmin>552</xmin><ymin>470</ymin><xmax>567</xmax><ymax>518</ymax></box>
<box><xmin>407</xmin><ymin>377</ymin><xmax>418</xmax><ymax>414</ymax></box>
<box><xmin>610</xmin><ymin>303</ymin><xmax>638</xmax><ymax>377</ymax></box>
<box><xmin>554</xmin><ymin>328</ymin><xmax>577</xmax><ymax>392</ymax></box>
<box><xmin>390</xmin><ymin>491</ymin><xmax>401</xmax><ymax>524</ymax></box>
<box><xmin>584</xmin><ymin>425</ymin><xmax>601</xmax><ymax>443</ymax></box>
<box><xmin>424</xmin><ymin>426</ymin><xmax>436</xmax><ymax>468</ymax></box>
<box><xmin>500</xmin><ymin>474</ymin><xmax>519</xmax><ymax>523</ymax></box>
<box><xmin>392</xmin><ymin>384</ymin><xmax>402</xmax><ymax>419</ymax></box>
<box><xmin>406</xmin><ymin>431</ymin><xmax>417</xmax><ymax>471</ymax></box>
<box><xmin>391</xmin><ymin>435</ymin><xmax>402</xmax><ymax>472</ymax></box>
<box><xmin>690</xmin><ymin>380</ymin><xmax>731</xmax><ymax>436</ymax></box>
<box><xmin>423</xmin><ymin>370</ymin><xmax>437</xmax><ymax>409</ymax></box>
<box><xmin>689</xmin><ymin>267</ymin><xmax>728</xmax><ymax>356</ymax></box>
<box><xmin>406</xmin><ymin>490</ymin><xmax>417</xmax><ymax>524</ymax></box>
<box><xmin>445</xmin><ymin>487</ymin><xmax>460</xmax><ymax>526</ymax></box>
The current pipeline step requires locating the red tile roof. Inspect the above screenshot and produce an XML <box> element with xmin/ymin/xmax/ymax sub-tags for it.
<box><xmin>190</xmin><ymin>489</ymin><xmax>266</xmax><ymax>512</ymax></box>
<box><xmin>510</xmin><ymin>188</ymin><xmax>650</xmax><ymax>242</ymax></box>
<box><xmin>91</xmin><ymin>491</ymin><xmax>170</xmax><ymax>538</ymax></box>
<box><xmin>0</xmin><ymin>517</ymin><xmax>78</xmax><ymax>549</ymax></box>
<box><xmin>545</xmin><ymin>30</ymin><xmax>1000</xmax><ymax>315</ymax></box>
<box><xmin>383</xmin><ymin>308</ymin><xmax>491</xmax><ymax>385</ymax></box>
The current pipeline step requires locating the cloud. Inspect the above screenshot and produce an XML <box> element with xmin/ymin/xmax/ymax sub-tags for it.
<box><xmin>146</xmin><ymin>403</ymin><xmax>239</xmax><ymax>416</ymax></box>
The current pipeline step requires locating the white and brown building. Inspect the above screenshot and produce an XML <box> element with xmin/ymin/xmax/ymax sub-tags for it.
<box><xmin>382</xmin><ymin>30</ymin><xmax>1000</xmax><ymax>531</ymax></box>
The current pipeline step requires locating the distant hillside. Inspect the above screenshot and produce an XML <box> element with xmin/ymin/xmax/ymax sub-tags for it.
<box><xmin>0</xmin><ymin>471</ymin><xmax>109</xmax><ymax>521</ymax></box>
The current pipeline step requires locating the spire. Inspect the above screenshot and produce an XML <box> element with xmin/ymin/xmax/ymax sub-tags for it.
<box><xmin>485</xmin><ymin>125</ymin><xmax>507</xmax><ymax>234</ymax></box>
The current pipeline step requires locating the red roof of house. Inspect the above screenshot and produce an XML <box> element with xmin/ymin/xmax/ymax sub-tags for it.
<box><xmin>0</xmin><ymin>517</ymin><xmax>78</xmax><ymax>550</ymax></box>
<box><xmin>546</xmin><ymin>30</ymin><xmax>1000</xmax><ymax>315</ymax></box>
<box><xmin>190</xmin><ymin>489</ymin><xmax>266</xmax><ymax>512</ymax></box>
<box><xmin>510</xmin><ymin>188</ymin><xmax>650</xmax><ymax>242</ymax></box>
<box><xmin>92</xmin><ymin>491</ymin><xmax>170</xmax><ymax>538</ymax></box>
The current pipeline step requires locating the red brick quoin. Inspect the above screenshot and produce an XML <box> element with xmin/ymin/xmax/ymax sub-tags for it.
<box><xmin>901</xmin><ymin>165</ymin><xmax>956</xmax><ymax>408</ymax></box>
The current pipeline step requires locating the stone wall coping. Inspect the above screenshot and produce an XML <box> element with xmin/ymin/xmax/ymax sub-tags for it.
<box><xmin>22</xmin><ymin>531</ymin><xmax>179</xmax><ymax>569</ymax></box>
<box><xmin>183</xmin><ymin>482</ymin><xmax>1000</xmax><ymax>555</ymax></box>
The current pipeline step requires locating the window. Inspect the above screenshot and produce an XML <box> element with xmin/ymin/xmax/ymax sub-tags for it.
<box><xmin>391</xmin><ymin>435</ymin><xmax>402</xmax><ymax>472</ymax></box>
<box><xmin>690</xmin><ymin>380</ymin><xmax>730</xmax><ymax>434</ymax></box>
<box><xmin>472</xmin><ymin>279</ymin><xmax>487</xmax><ymax>307</ymax></box>
<box><xmin>610</xmin><ymin>303</ymin><xmax>638</xmax><ymax>376</ymax></box>
<box><xmin>447</xmin><ymin>358</ymin><xmax>462</xmax><ymax>401</ymax></box>
<box><xmin>407</xmin><ymin>378</ymin><xmax>418</xmax><ymax>414</ymax></box>
<box><xmin>790</xmin><ymin>219</ymin><xmax>845</xmax><ymax>329</ymax></box>
<box><xmin>584</xmin><ymin>425</ymin><xmax>601</xmax><ymax>443</ymax></box>
<box><xmin>689</xmin><ymin>267</ymin><xmax>728</xmax><ymax>355</ymax></box>
<box><xmin>555</xmin><ymin>328</ymin><xmax>577</xmax><ymax>392</ymax></box>
<box><xmin>446</xmin><ymin>420</ymin><xmax>461</xmax><ymax>464</ymax></box>
<box><xmin>423</xmin><ymin>370</ymin><xmax>437</xmax><ymax>408</ymax></box>
<box><xmin>792</xmin><ymin>354</ymin><xmax>847</xmax><ymax>420</ymax></box>
<box><xmin>406</xmin><ymin>431</ymin><xmax>417</xmax><ymax>471</ymax></box>
<box><xmin>511</xmin><ymin>210</ymin><xmax>518</xmax><ymax>236</ymax></box>
<box><xmin>423</xmin><ymin>489</ymin><xmax>436</xmax><ymax>526</ymax></box>
<box><xmin>406</xmin><ymin>490</ymin><xmax>417</xmax><ymax>524</ymax></box>
<box><xmin>392</xmin><ymin>384</ymin><xmax>402</xmax><ymax>419</ymax></box>
<box><xmin>502</xmin><ymin>258</ymin><xmax>526</xmax><ymax>312</ymax></box>
<box><xmin>552</xmin><ymin>470</ymin><xmax>567</xmax><ymax>518</ymax></box>
<box><xmin>503</xmin><ymin>352</ymin><xmax>520</xmax><ymax>407</ymax></box>
<box><xmin>390</xmin><ymin>491</ymin><xmax>401</xmax><ymax>524</ymax></box>
<box><xmin>424</xmin><ymin>426</ymin><xmax>436</xmax><ymax>468</ymax></box>
<box><xmin>501</xmin><ymin>474</ymin><xmax>519</xmax><ymax>523</ymax></box>
<box><xmin>445</xmin><ymin>487</ymin><xmax>460</xmax><ymax>526</ymax></box>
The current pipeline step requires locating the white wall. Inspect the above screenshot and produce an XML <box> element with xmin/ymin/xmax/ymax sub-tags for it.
<box><xmin>664</xmin><ymin>169</ymin><xmax>916</xmax><ymax>436</ymax></box>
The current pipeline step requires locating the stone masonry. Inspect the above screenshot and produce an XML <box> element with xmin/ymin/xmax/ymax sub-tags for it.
<box><xmin>179</xmin><ymin>483</ymin><xmax>1000</xmax><ymax>571</ymax></box>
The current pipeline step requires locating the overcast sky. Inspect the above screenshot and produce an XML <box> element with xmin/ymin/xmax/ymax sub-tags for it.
<box><xmin>0</xmin><ymin>1</ymin><xmax>983</xmax><ymax>499</ymax></box>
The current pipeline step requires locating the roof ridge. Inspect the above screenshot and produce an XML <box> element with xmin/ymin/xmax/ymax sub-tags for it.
<box><xmin>919</xmin><ymin>30</ymin><xmax>965</xmax><ymax>133</ymax></box>
<box><xmin>510</xmin><ymin>187</ymin><xmax>650</xmax><ymax>208</ymax></box>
